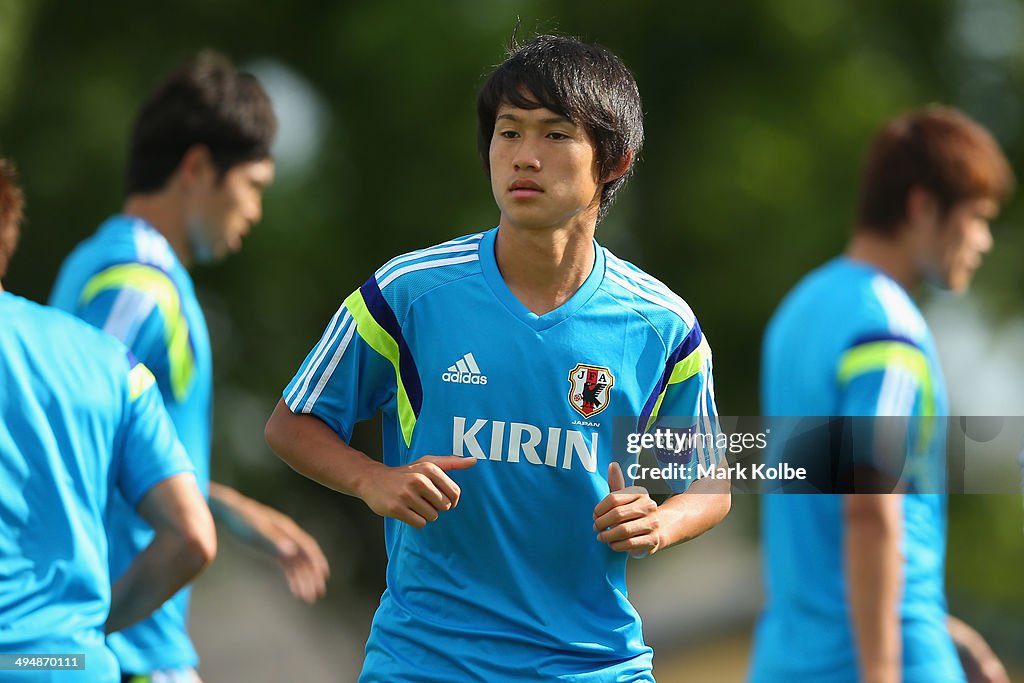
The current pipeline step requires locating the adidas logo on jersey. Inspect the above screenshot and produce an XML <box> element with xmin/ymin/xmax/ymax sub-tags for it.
<box><xmin>441</xmin><ymin>352</ymin><xmax>488</xmax><ymax>385</ymax></box>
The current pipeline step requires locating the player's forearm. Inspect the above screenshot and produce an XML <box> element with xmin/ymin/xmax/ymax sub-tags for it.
<box><xmin>948</xmin><ymin>615</ymin><xmax>1009</xmax><ymax>683</ymax></box>
<box><xmin>656</xmin><ymin>478</ymin><xmax>730</xmax><ymax>549</ymax></box>
<box><xmin>207</xmin><ymin>481</ymin><xmax>249</xmax><ymax>528</ymax></box>
<box><xmin>265</xmin><ymin>399</ymin><xmax>381</xmax><ymax>499</ymax></box>
<box><xmin>106</xmin><ymin>526</ymin><xmax>214</xmax><ymax>633</ymax></box>
<box><xmin>107</xmin><ymin>473</ymin><xmax>216</xmax><ymax>633</ymax></box>
<box><xmin>845</xmin><ymin>494</ymin><xmax>903</xmax><ymax>683</ymax></box>
<box><xmin>207</xmin><ymin>482</ymin><xmax>270</xmax><ymax>547</ymax></box>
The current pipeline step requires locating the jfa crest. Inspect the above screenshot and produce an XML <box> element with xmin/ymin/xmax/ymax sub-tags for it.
<box><xmin>568</xmin><ymin>364</ymin><xmax>615</xmax><ymax>418</ymax></box>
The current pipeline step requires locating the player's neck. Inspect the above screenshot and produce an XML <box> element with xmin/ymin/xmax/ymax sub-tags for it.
<box><xmin>122</xmin><ymin>193</ymin><xmax>193</xmax><ymax>269</ymax></box>
<box><xmin>846</xmin><ymin>229</ymin><xmax>920</xmax><ymax>292</ymax></box>
<box><xmin>494</xmin><ymin>222</ymin><xmax>596</xmax><ymax>316</ymax></box>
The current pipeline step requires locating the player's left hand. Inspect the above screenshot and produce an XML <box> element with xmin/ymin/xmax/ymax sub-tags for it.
<box><xmin>251</xmin><ymin>502</ymin><xmax>331</xmax><ymax>604</ymax></box>
<box><xmin>211</xmin><ymin>485</ymin><xmax>330</xmax><ymax>604</ymax></box>
<box><xmin>593</xmin><ymin>462</ymin><xmax>661</xmax><ymax>558</ymax></box>
<box><xmin>949</xmin><ymin>615</ymin><xmax>1010</xmax><ymax>683</ymax></box>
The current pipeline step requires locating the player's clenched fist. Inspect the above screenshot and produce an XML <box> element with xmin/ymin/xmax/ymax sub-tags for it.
<box><xmin>359</xmin><ymin>455</ymin><xmax>477</xmax><ymax>528</ymax></box>
<box><xmin>593</xmin><ymin>462</ymin><xmax>661</xmax><ymax>558</ymax></box>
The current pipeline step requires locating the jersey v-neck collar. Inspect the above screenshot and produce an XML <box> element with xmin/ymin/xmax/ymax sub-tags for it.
<box><xmin>478</xmin><ymin>227</ymin><xmax>606</xmax><ymax>331</ymax></box>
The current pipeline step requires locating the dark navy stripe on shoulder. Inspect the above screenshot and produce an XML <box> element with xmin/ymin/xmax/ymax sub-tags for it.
<box><xmin>638</xmin><ymin>321</ymin><xmax>703</xmax><ymax>432</ymax></box>
<box><xmin>849</xmin><ymin>332</ymin><xmax>922</xmax><ymax>350</ymax></box>
<box><xmin>359</xmin><ymin>276</ymin><xmax>423</xmax><ymax>416</ymax></box>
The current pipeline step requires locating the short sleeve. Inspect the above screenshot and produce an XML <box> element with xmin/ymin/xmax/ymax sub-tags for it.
<box><xmin>639</xmin><ymin>321</ymin><xmax>724</xmax><ymax>493</ymax></box>
<box><xmin>112</xmin><ymin>355</ymin><xmax>194</xmax><ymax>508</ymax></box>
<box><xmin>835</xmin><ymin>333</ymin><xmax>938</xmax><ymax>486</ymax></box>
<box><xmin>836</xmin><ymin>333</ymin><xmax>933</xmax><ymax>418</ymax></box>
<box><xmin>282</xmin><ymin>287</ymin><xmax>398</xmax><ymax>443</ymax></box>
<box><xmin>76</xmin><ymin>263</ymin><xmax>197</xmax><ymax>403</ymax></box>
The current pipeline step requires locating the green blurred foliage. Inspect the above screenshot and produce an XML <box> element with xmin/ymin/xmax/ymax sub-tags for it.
<box><xmin>947</xmin><ymin>495</ymin><xmax>1024</xmax><ymax>656</ymax></box>
<box><xmin>2</xmin><ymin>0</ymin><xmax>1022</xmax><ymax>650</ymax></box>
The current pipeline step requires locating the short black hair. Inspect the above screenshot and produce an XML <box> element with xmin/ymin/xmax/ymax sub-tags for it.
<box><xmin>477</xmin><ymin>35</ymin><xmax>644</xmax><ymax>223</ymax></box>
<box><xmin>125</xmin><ymin>50</ymin><xmax>277</xmax><ymax>195</ymax></box>
<box><xmin>0</xmin><ymin>158</ymin><xmax>24</xmax><ymax>279</ymax></box>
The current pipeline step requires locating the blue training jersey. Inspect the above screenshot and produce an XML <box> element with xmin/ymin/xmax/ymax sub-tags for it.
<box><xmin>49</xmin><ymin>215</ymin><xmax>212</xmax><ymax>673</ymax></box>
<box><xmin>283</xmin><ymin>228</ymin><xmax>721</xmax><ymax>682</ymax></box>
<box><xmin>750</xmin><ymin>257</ymin><xmax>963</xmax><ymax>682</ymax></box>
<box><xmin>0</xmin><ymin>292</ymin><xmax>193</xmax><ymax>683</ymax></box>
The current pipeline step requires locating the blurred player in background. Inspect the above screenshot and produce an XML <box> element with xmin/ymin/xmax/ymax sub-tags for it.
<box><xmin>0</xmin><ymin>158</ymin><xmax>216</xmax><ymax>683</ymax></box>
<box><xmin>266</xmin><ymin>34</ymin><xmax>730</xmax><ymax>682</ymax></box>
<box><xmin>751</xmin><ymin>106</ymin><xmax>1013</xmax><ymax>683</ymax></box>
<box><xmin>49</xmin><ymin>51</ymin><xmax>329</xmax><ymax>683</ymax></box>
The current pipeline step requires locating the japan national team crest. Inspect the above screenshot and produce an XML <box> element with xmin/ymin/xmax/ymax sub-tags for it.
<box><xmin>568</xmin><ymin>364</ymin><xmax>615</xmax><ymax>418</ymax></box>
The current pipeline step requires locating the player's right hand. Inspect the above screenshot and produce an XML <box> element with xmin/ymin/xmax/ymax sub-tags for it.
<box><xmin>595</xmin><ymin>461</ymin><xmax>657</xmax><ymax>559</ymax></box>
<box><xmin>360</xmin><ymin>455</ymin><xmax>476</xmax><ymax>528</ymax></box>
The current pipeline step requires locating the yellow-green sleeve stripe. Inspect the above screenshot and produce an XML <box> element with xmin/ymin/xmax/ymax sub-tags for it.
<box><xmin>128</xmin><ymin>363</ymin><xmax>156</xmax><ymax>401</ymax></box>
<box><xmin>344</xmin><ymin>289</ymin><xmax>417</xmax><ymax>447</ymax></box>
<box><xmin>80</xmin><ymin>264</ymin><xmax>195</xmax><ymax>402</ymax></box>
<box><xmin>646</xmin><ymin>337</ymin><xmax>711</xmax><ymax>432</ymax></box>
<box><xmin>837</xmin><ymin>340</ymin><xmax>934</xmax><ymax>417</ymax></box>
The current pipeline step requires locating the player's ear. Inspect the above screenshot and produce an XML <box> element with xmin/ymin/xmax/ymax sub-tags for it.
<box><xmin>905</xmin><ymin>185</ymin><xmax>941</xmax><ymax>230</ymax></box>
<box><xmin>602</xmin><ymin>150</ymin><xmax>634</xmax><ymax>184</ymax></box>
<box><xmin>177</xmin><ymin>145</ymin><xmax>217</xmax><ymax>191</ymax></box>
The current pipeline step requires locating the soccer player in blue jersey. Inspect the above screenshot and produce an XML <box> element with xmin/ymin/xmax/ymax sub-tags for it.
<box><xmin>49</xmin><ymin>52</ymin><xmax>328</xmax><ymax>683</ymax></box>
<box><xmin>0</xmin><ymin>159</ymin><xmax>216</xmax><ymax>683</ymax></box>
<box><xmin>750</xmin><ymin>107</ymin><xmax>1013</xmax><ymax>683</ymax></box>
<box><xmin>265</xmin><ymin>35</ymin><xmax>731</xmax><ymax>682</ymax></box>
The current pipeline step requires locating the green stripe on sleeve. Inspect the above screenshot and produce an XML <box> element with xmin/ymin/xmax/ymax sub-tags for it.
<box><xmin>836</xmin><ymin>340</ymin><xmax>934</xmax><ymax>417</ymax></box>
<box><xmin>80</xmin><ymin>264</ymin><xmax>195</xmax><ymax>402</ymax></box>
<box><xmin>645</xmin><ymin>338</ymin><xmax>712</xmax><ymax>432</ymax></box>
<box><xmin>668</xmin><ymin>337</ymin><xmax>711</xmax><ymax>385</ymax></box>
<box><xmin>128</xmin><ymin>363</ymin><xmax>156</xmax><ymax>401</ymax></box>
<box><xmin>344</xmin><ymin>289</ymin><xmax>417</xmax><ymax>447</ymax></box>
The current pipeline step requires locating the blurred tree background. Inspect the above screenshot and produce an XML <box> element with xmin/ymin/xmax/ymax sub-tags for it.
<box><xmin>1</xmin><ymin>0</ymin><xmax>1022</xmax><ymax>678</ymax></box>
